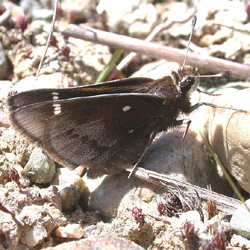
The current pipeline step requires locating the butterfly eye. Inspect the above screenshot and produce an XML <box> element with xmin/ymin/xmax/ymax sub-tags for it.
<box><xmin>180</xmin><ymin>76</ymin><xmax>194</xmax><ymax>88</ymax></box>
<box><xmin>179</xmin><ymin>67</ymin><xmax>199</xmax><ymax>88</ymax></box>
<box><xmin>180</xmin><ymin>76</ymin><xmax>196</xmax><ymax>95</ymax></box>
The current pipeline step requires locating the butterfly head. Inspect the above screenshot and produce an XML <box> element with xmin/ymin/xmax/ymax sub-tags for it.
<box><xmin>173</xmin><ymin>65</ymin><xmax>200</xmax><ymax>97</ymax></box>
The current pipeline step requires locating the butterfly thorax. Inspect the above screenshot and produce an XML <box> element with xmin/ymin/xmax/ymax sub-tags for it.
<box><xmin>148</xmin><ymin>66</ymin><xmax>200</xmax><ymax>132</ymax></box>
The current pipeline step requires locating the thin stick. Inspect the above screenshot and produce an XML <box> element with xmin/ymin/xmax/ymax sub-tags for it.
<box><xmin>62</xmin><ymin>24</ymin><xmax>250</xmax><ymax>80</ymax></box>
<box><xmin>125</xmin><ymin>166</ymin><xmax>242</xmax><ymax>215</ymax></box>
<box><xmin>117</xmin><ymin>7</ymin><xmax>197</xmax><ymax>72</ymax></box>
<box><xmin>35</xmin><ymin>0</ymin><xmax>59</xmax><ymax>80</ymax></box>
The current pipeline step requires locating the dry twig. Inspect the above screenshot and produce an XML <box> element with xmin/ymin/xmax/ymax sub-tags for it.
<box><xmin>62</xmin><ymin>24</ymin><xmax>250</xmax><ymax>79</ymax></box>
<box><xmin>127</xmin><ymin>167</ymin><xmax>242</xmax><ymax>215</ymax></box>
<box><xmin>116</xmin><ymin>7</ymin><xmax>197</xmax><ymax>72</ymax></box>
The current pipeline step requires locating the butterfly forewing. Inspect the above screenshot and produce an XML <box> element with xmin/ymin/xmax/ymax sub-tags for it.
<box><xmin>7</xmin><ymin>77</ymin><xmax>154</xmax><ymax>112</ymax></box>
<box><xmin>8</xmin><ymin>89</ymin><xmax>165</xmax><ymax>177</ymax></box>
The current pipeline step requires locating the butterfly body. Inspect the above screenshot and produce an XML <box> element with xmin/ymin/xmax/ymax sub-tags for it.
<box><xmin>7</xmin><ymin>66</ymin><xmax>199</xmax><ymax>178</ymax></box>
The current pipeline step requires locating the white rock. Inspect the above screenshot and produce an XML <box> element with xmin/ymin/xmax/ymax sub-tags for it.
<box><xmin>21</xmin><ymin>226</ymin><xmax>47</xmax><ymax>247</ymax></box>
<box><xmin>231</xmin><ymin>199</ymin><xmax>250</xmax><ymax>239</ymax></box>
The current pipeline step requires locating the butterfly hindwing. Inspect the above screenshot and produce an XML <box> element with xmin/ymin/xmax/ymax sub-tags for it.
<box><xmin>42</xmin><ymin>94</ymin><xmax>164</xmax><ymax>176</ymax></box>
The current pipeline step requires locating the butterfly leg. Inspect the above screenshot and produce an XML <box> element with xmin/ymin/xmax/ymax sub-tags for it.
<box><xmin>187</xmin><ymin>102</ymin><xmax>246</xmax><ymax>113</ymax></box>
<box><xmin>175</xmin><ymin>119</ymin><xmax>192</xmax><ymax>174</ymax></box>
<box><xmin>128</xmin><ymin>130</ymin><xmax>158</xmax><ymax>178</ymax></box>
<box><xmin>197</xmin><ymin>88</ymin><xmax>220</xmax><ymax>96</ymax></box>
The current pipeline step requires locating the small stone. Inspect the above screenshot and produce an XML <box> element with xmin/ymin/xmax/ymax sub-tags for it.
<box><xmin>61</xmin><ymin>0</ymin><xmax>95</xmax><ymax>22</ymax></box>
<box><xmin>179</xmin><ymin>211</ymin><xmax>201</xmax><ymax>223</ymax></box>
<box><xmin>55</xmin><ymin>224</ymin><xmax>85</xmax><ymax>239</ymax></box>
<box><xmin>24</xmin><ymin>148</ymin><xmax>56</xmax><ymax>184</ymax></box>
<box><xmin>0</xmin><ymin>42</ymin><xmax>8</xmax><ymax>80</ymax></box>
<box><xmin>5</xmin><ymin>152</ymin><xmax>16</xmax><ymax>162</ymax></box>
<box><xmin>31</xmin><ymin>9</ymin><xmax>53</xmax><ymax>21</ymax></box>
<box><xmin>20</xmin><ymin>225</ymin><xmax>47</xmax><ymax>247</ymax></box>
<box><xmin>136</xmin><ymin>187</ymin><xmax>155</xmax><ymax>203</ymax></box>
<box><xmin>52</xmin><ymin>168</ymin><xmax>86</xmax><ymax>211</ymax></box>
<box><xmin>230</xmin><ymin>199</ymin><xmax>250</xmax><ymax>239</ymax></box>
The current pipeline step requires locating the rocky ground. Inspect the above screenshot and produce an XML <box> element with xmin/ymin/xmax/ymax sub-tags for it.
<box><xmin>0</xmin><ymin>0</ymin><xmax>250</xmax><ymax>249</ymax></box>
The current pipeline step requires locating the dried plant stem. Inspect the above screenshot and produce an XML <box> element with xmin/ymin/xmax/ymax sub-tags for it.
<box><xmin>117</xmin><ymin>7</ymin><xmax>197</xmax><ymax>71</ymax></box>
<box><xmin>62</xmin><ymin>24</ymin><xmax>250</xmax><ymax>80</ymax></box>
<box><xmin>36</xmin><ymin>0</ymin><xmax>58</xmax><ymax>79</ymax></box>
<box><xmin>129</xmin><ymin>167</ymin><xmax>242</xmax><ymax>215</ymax></box>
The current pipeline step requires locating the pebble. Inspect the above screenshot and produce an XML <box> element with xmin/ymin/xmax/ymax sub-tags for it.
<box><xmin>0</xmin><ymin>42</ymin><xmax>8</xmax><ymax>80</ymax></box>
<box><xmin>5</xmin><ymin>152</ymin><xmax>16</xmax><ymax>162</ymax></box>
<box><xmin>230</xmin><ymin>199</ymin><xmax>250</xmax><ymax>239</ymax></box>
<box><xmin>20</xmin><ymin>225</ymin><xmax>47</xmax><ymax>247</ymax></box>
<box><xmin>61</xmin><ymin>0</ymin><xmax>95</xmax><ymax>22</ymax></box>
<box><xmin>52</xmin><ymin>168</ymin><xmax>87</xmax><ymax>211</ymax></box>
<box><xmin>31</xmin><ymin>9</ymin><xmax>54</xmax><ymax>21</ymax></box>
<box><xmin>55</xmin><ymin>224</ymin><xmax>85</xmax><ymax>239</ymax></box>
<box><xmin>24</xmin><ymin>148</ymin><xmax>56</xmax><ymax>184</ymax></box>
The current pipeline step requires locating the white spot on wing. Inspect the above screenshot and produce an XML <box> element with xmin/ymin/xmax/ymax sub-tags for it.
<box><xmin>52</xmin><ymin>92</ymin><xmax>61</xmax><ymax>114</ymax></box>
<box><xmin>53</xmin><ymin>103</ymin><xmax>61</xmax><ymax>115</ymax></box>
<box><xmin>123</xmin><ymin>106</ymin><xmax>131</xmax><ymax>112</ymax></box>
<box><xmin>128</xmin><ymin>129</ymin><xmax>133</xmax><ymax>134</ymax></box>
<box><xmin>52</xmin><ymin>92</ymin><xmax>59</xmax><ymax>100</ymax></box>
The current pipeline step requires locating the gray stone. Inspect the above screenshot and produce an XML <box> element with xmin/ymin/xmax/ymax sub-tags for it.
<box><xmin>230</xmin><ymin>199</ymin><xmax>250</xmax><ymax>239</ymax></box>
<box><xmin>24</xmin><ymin>148</ymin><xmax>56</xmax><ymax>184</ymax></box>
<box><xmin>0</xmin><ymin>42</ymin><xmax>8</xmax><ymax>80</ymax></box>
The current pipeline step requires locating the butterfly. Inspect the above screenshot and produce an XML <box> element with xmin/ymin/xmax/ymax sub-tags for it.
<box><xmin>7</xmin><ymin>65</ymin><xmax>202</xmax><ymax>178</ymax></box>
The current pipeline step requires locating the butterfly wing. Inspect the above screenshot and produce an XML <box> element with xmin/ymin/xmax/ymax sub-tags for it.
<box><xmin>7</xmin><ymin>77</ymin><xmax>153</xmax><ymax>111</ymax></box>
<box><xmin>8</xmin><ymin>93</ymin><xmax>164</xmax><ymax>177</ymax></box>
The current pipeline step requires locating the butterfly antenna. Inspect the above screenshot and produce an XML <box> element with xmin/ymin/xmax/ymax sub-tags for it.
<box><xmin>181</xmin><ymin>15</ymin><xmax>197</xmax><ymax>70</ymax></box>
